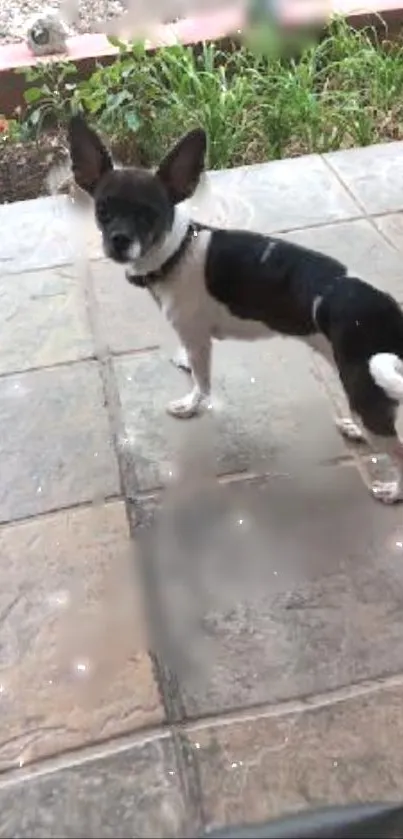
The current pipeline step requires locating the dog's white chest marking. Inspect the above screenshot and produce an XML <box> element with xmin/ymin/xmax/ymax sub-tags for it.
<box><xmin>152</xmin><ymin>229</ymin><xmax>273</xmax><ymax>344</ymax></box>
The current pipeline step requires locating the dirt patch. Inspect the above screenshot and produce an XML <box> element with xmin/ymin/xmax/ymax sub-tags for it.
<box><xmin>0</xmin><ymin>136</ymin><xmax>68</xmax><ymax>203</ymax></box>
<box><xmin>0</xmin><ymin>130</ymin><xmax>145</xmax><ymax>204</ymax></box>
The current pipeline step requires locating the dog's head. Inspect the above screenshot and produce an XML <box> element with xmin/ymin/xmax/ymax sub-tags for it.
<box><xmin>68</xmin><ymin>115</ymin><xmax>207</xmax><ymax>264</ymax></box>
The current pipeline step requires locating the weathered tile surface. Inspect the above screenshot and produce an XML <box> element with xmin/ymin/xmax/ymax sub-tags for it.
<box><xmin>0</xmin><ymin>734</ymin><xmax>186</xmax><ymax>838</ymax></box>
<box><xmin>373</xmin><ymin>212</ymin><xmax>403</xmax><ymax>253</ymax></box>
<box><xmin>0</xmin><ymin>265</ymin><xmax>93</xmax><ymax>375</ymax></box>
<box><xmin>188</xmin><ymin>155</ymin><xmax>361</xmax><ymax>233</ymax></box>
<box><xmin>0</xmin><ymin>502</ymin><xmax>163</xmax><ymax>769</ymax></box>
<box><xmin>138</xmin><ymin>466</ymin><xmax>403</xmax><ymax>717</ymax></box>
<box><xmin>77</xmin><ymin>153</ymin><xmax>361</xmax><ymax>257</ymax></box>
<box><xmin>115</xmin><ymin>340</ymin><xmax>346</xmax><ymax>495</ymax></box>
<box><xmin>2</xmin><ymin>148</ymin><xmax>403</xmax><ymax>838</ymax></box>
<box><xmin>281</xmin><ymin>217</ymin><xmax>403</xmax><ymax>300</ymax></box>
<box><xmin>90</xmin><ymin>259</ymin><xmax>170</xmax><ymax>354</ymax></box>
<box><xmin>189</xmin><ymin>682</ymin><xmax>403</xmax><ymax>832</ymax></box>
<box><xmin>0</xmin><ymin>197</ymin><xmax>76</xmax><ymax>273</ymax></box>
<box><xmin>0</xmin><ymin>362</ymin><xmax>120</xmax><ymax>522</ymax></box>
<box><xmin>325</xmin><ymin>142</ymin><xmax>403</xmax><ymax>215</ymax></box>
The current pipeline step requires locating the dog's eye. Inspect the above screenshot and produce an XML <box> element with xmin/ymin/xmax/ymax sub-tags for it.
<box><xmin>97</xmin><ymin>203</ymin><xmax>111</xmax><ymax>224</ymax></box>
<box><xmin>139</xmin><ymin>207</ymin><xmax>156</xmax><ymax>226</ymax></box>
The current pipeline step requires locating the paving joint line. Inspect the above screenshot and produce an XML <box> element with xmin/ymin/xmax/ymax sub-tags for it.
<box><xmin>0</xmin><ymin>355</ymin><xmax>97</xmax><ymax>381</ymax></box>
<box><xmin>322</xmin><ymin>153</ymin><xmax>403</xmax><ymax>260</ymax></box>
<box><xmin>0</xmin><ymin>259</ymin><xmax>78</xmax><ymax>278</ymax></box>
<box><xmin>0</xmin><ymin>723</ymin><xmax>172</xmax><ymax>786</ymax></box>
<box><xmin>3</xmin><ymin>670</ymin><xmax>403</xmax><ymax>788</ymax></box>
<box><xmin>321</xmin><ymin>153</ymin><xmax>371</xmax><ymax>218</ymax></box>
<box><xmin>178</xmin><ymin>670</ymin><xmax>403</xmax><ymax>732</ymax></box>
<box><xmin>0</xmin><ymin>494</ymin><xmax>122</xmax><ymax>531</ymax></box>
<box><xmin>371</xmin><ymin>214</ymin><xmax>403</xmax><ymax>255</ymax></box>
<box><xmin>83</xmin><ymin>260</ymin><xmax>195</xmax><ymax>778</ymax></box>
<box><xmin>83</xmin><ymin>260</ymin><xmax>134</xmax><ymax>501</ymax></box>
<box><xmin>129</xmin><ymin>458</ymin><xmax>358</xmax><ymax>504</ymax></box>
<box><xmin>172</xmin><ymin>729</ymin><xmax>206</xmax><ymax>835</ymax></box>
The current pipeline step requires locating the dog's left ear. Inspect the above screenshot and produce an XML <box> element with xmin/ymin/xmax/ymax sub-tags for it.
<box><xmin>68</xmin><ymin>115</ymin><xmax>113</xmax><ymax>195</ymax></box>
<box><xmin>156</xmin><ymin>128</ymin><xmax>207</xmax><ymax>204</ymax></box>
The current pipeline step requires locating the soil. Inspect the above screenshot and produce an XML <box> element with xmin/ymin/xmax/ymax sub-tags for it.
<box><xmin>0</xmin><ymin>136</ymin><xmax>68</xmax><ymax>203</ymax></box>
<box><xmin>0</xmin><ymin>130</ymin><xmax>145</xmax><ymax>204</ymax></box>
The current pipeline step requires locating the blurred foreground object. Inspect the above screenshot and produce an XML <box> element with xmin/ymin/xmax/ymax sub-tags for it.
<box><xmin>245</xmin><ymin>0</ymin><xmax>330</xmax><ymax>56</ymax></box>
<box><xmin>201</xmin><ymin>801</ymin><xmax>403</xmax><ymax>838</ymax></box>
<box><xmin>26</xmin><ymin>8</ymin><xmax>70</xmax><ymax>56</ymax></box>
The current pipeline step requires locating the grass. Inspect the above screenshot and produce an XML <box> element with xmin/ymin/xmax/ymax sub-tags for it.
<box><xmin>7</xmin><ymin>17</ymin><xmax>403</xmax><ymax>170</ymax></box>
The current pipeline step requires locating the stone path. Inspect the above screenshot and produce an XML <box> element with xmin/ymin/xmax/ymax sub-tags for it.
<box><xmin>1</xmin><ymin>142</ymin><xmax>403</xmax><ymax>837</ymax></box>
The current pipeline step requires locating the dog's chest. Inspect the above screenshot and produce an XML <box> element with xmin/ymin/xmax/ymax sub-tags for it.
<box><xmin>152</xmin><ymin>230</ymin><xmax>273</xmax><ymax>342</ymax></box>
<box><xmin>154</xmin><ymin>278</ymin><xmax>273</xmax><ymax>341</ymax></box>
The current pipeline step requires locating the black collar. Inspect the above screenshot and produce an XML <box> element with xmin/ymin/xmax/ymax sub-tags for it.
<box><xmin>126</xmin><ymin>222</ymin><xmax>201</xmax><ymax>289</ymax></box>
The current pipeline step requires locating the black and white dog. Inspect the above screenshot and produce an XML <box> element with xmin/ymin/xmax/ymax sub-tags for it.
<box><xmin>69</xmin><ymin>115</ymin><xmax>403</xmax><ymax>504</ymax></box>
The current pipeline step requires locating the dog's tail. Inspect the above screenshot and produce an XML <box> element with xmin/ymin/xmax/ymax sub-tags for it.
<box><xmin>369</xmin><ymin>353</ymin><xmax>403</xmax><ymax>401</ymax></box>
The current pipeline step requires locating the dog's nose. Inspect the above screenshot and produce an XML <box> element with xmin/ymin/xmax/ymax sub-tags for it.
<box><xmin>111</xmin><ymin>233</ymin><xmax>130</xmax><ymax>254</ymax></box>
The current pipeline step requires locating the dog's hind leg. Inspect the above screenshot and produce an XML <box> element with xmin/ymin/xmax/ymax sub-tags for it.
<box><xmin>367</xmin><ymin>434</ymin><xmax>403</xmax><ymax>504</ymax></box>
<box><xmin>336</xmin><ymin>357</ymin><xmax>403</xmax><ymax>503</ymax></box>
<box><xmin>334</xmin><ymin>415</ymin><xmax>367</xmax><ymax>443</ymax></box>
<box><xmin>307</xmin><ymin>334</ymin><xmax>367</xmax><ymax>445</ymax></box>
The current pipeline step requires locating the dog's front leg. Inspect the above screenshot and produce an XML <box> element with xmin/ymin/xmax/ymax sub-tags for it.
<box><xmin>171</xmin><ymin>345</ymin><xmax>192</xmax><ymax>374</ymax></box>
<box><xmin>168</xmin><ymin>338</ymin><xmax>211</xmax><ymax>419</ymax></box>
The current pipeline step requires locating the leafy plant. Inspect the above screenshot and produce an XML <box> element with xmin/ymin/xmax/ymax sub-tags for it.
<box><xmin>7</xmin><ymin>17</ymin><xmax>403</xmax><ymax>168</ymax></box>
<box><xmin>74</xmin><ymin>38</ymin><xmax>162</xmax><ymax>143</ymax></box>
<box><xmin>20</xmin><ymin>60</ymin><xmax>78</xmax><ymax>135</ymax></box>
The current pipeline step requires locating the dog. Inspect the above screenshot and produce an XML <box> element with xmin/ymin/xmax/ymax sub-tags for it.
<box><xmin>68</xmin><ymin>114</ymin><xmax>403</xmax><ymax>504</ymax></box>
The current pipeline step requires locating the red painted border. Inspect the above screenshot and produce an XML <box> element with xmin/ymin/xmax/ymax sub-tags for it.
<box><xmin>0</xmin><ymin>8</ymin><xmax>244</xmax><ymax>71</ymax></box>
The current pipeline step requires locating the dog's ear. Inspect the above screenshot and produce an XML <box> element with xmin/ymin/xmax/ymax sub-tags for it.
<box><xmin>156</xmin><ymin>128</ymin><xmax>207</xmax><ymax>204</ymax></box>
<box><xmin>68</xmin><ymin>115</ymin><xmax>113</xmax><ymax>195</ymax></box>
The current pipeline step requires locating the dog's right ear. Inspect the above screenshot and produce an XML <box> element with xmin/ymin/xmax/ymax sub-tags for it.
<box><xmin>68</xmin><ymin>115</ymin><xmax>113</xmax><ymax>195</ymax></box>
<box><xmin>156</xmin><ymin>128</ymin><xmax>207</xmax><ymax>204</ymax></box>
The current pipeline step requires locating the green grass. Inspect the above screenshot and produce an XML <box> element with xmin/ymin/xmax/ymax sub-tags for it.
<box><xmin>14</xmin><ymin>17</ymin><xmax>403</xmax><ymax>169</ymax></box>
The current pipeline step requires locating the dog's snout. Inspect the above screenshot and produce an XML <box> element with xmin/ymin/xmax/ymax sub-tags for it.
<box><xmin>111</xmin><ymin>232</ymin><xmax>131</xmax><ymax>254</ymax></box>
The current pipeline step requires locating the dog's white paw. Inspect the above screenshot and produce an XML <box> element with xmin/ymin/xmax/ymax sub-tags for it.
<box><xmin>335</xmin><ymin>417</ymin><xmax>366</xmax><ymax>443</ymax></box>
<box><xmin>167</xmin><ymin>393</ymin><xmax>203</xmax><ymax>419</ymax></box>
<box><xmin>170</xmin><ymin>347</ymin><xmax>191</xmax><ymax>374</ymax></box>
<box><xmin>372</xmin><ymin>480</ymin><xmax>403</xmax><ymax>504</ymax></box>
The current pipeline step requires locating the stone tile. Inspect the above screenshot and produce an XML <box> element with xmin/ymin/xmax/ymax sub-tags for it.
<box><xmin>325</xmin><ymin>142</ymin><xmax>403</xmax><ymax>215</ymax></box>
<box><xmin>137</xmin><ymin>466</ymin><xmax>403</xmax><ymax>717</ymax></box>
<box><xmin>0</xmin><ymin>362</ymin><xmax>120</xmax><ymax>522</ymax></box>
<box><xmin>0</xmin><ymin>734</ymin><xmax>186</xmax><ymax>837</ymax></box>
<box><xmin>0</xmin><ymin>502</ymin><xmax>163</xmax><ymax>769</ymax></box>
<box><xmin>67</xmin><ymin>156</ymin><xmax>361</xmax><ymax>255</ymax></box>
<box><xmin>69</xmin><ymin>197</ymin><xmax>104</xmax><ymax>261</ymax></box>
<box><xmin>114</xmin><ymin>340</ymin><xmax>346</xmax><ymax>494</ymax></box>
<box><xmin>373</xmin><ymin>212</ymin><xmax>403</xmax><ymax>252</ymax></box>
<box><xmin>189</xmin><ymin>683</ymin><xmax>403</xmax><ymax>832</ymax></box>
<box><xmin>281</xmin><ymin>218</ymin><xmax>403</xmax><ymax>301</ymax></box>
<box><xmin>186</xmin><ymin>156</ymin><xmax>361</xmax><ymax>234</ymax></box>
<box><xmin>0</xmin><ymin>264</ymin><xmax>93</xmax><ymax>375</ymax></box>
<box><xmin>312</xmin><ymin>345</ymin><xmax>403</xmax><ymax>488</ymax></box>
<box><xmin>0</xmin><ymin>197</ymin><xmax>76</xmax><ymax>273</ymax></box>
<box><xmin>90</xmin><ymin>259</ymin><xmax>170</xmax><ymax>354</ymax></box>
<box><xmin>67</xmin><ymin>155</ymin><xmax>361</xmax><ymax>253</ymax></box>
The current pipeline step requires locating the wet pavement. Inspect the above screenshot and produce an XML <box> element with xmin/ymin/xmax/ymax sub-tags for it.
<box><xmin>1</xmin><ymin>143</ymin><xmax>403</xmax><ymax>836</ymax></box>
